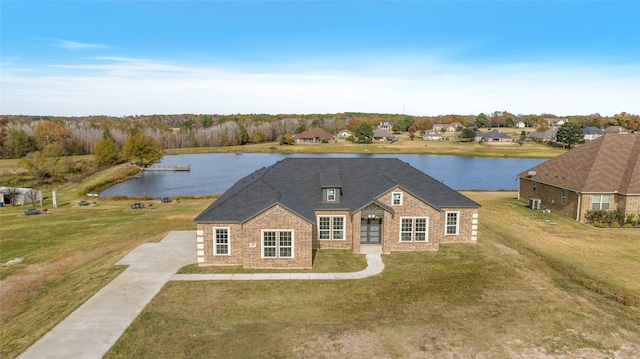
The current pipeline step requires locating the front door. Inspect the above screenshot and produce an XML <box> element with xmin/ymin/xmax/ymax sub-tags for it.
<box><xmin>360</xmin><ymin>218</ymin><xmax>381</xmax><ymax>244</ymax></box>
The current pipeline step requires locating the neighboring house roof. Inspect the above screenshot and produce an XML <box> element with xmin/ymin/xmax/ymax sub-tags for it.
<box><xmin>478</xmin><ymin>129</ymin><xmax>512</xmax><ymax>140</ymax></box>
<box><xmin>293</xmin><ymin>127</ymin><xmax>333</xmax><ymax>140</ymax></box>
<box><xmin>527</xmin><ymin>129</ymin><xmax>557</xmax><ymax>140</ymax></box>
<box><xmin>603</xmin><ymin>126</ymin><xmax>625</xmax><ymax>133</ymax></box>
<box><xmin>582</xmin><ymin>127</ymin><xmax>604</xmax><ymax>135</ymax></box>
<box><xmin>517</xmin><ymin>134</ymin><xmax>640</xmax><ymax>194</ymax></box>
<box><xmin>195</xmin><ymin>158</ymin><xmax>480</xmax><ymax>224</ymax></box>
<box><xmin>373</xmin><ymin>128</ymin><xmax>394</xmax><ymax>139</ymax></box>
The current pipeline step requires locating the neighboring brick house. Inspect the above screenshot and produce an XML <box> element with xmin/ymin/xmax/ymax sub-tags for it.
<box><xmin>373</xmin><ymin>128</ymin><xmax>395</xmax><ymax>141</ymax></box>
<box><xmin>293</xmin><ymin>128</ymin><xmax>333</xmax><ymax>143</ymax></box>
<box><xmin>517</xmin><ymin>134</ymin><xmax>640</xmax><ymax>221</ymax></box>
<box><xmin>377</xmin><ymin>121</ymin><xmax>394</xmax><ymax>133</ymax></box>
<box><xmin>194</xmin><ymin>158</ymin><xmax>480</xmax><ymax>269</ymax></box>
<box><xmin>475</xmin><ymin>129</ymin><xmax>514</xmax><ymax>143</ymax></box>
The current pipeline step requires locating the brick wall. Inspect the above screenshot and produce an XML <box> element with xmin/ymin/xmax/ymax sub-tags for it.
<box><xmin>519</xmin><ymin>178</ymin><xmax>580</xmax><ymax>220</ymax></box>
<box><xmin>312</xmin><ymin>210</ymin><xmax>353</xmax><ymax>250</ymax></box>
<box><xmin>242</xmin><ymin>205</ymin><xmax>313</xmax><ymax>269</ymax></box>
<box><xmin>519</xmin><ymin>178</ymin><xmax>640</xmax><ymax>222</ymax></box>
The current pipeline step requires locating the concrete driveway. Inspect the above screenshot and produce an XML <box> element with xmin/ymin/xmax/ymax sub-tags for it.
<box><xmin>17</xmin><ymin>231</ymin><xmax>196</xmax><ymax>359</ymax></box>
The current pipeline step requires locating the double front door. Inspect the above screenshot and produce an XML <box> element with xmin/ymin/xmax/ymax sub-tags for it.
<box><xmin>360</xmin><ymin>218</ymin><xmax>381</xmax><ymax>244</ymax></box>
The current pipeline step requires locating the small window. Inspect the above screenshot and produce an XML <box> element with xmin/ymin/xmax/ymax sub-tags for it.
<box><xmin>262</xmin><ymin>230</ymin><xmax>293</xmax><ymax>258</ymax></box>
<box><xmin>213</xmin><ymin>227</ymin><xmax>230</xmax><ymax>255</ymax></box>
<box><xmin>445</xmin><ymin>212</ymin><xmax>459</xmax><ymax>235</ymax></box>
<box><xmin>561</xmin><ymin>189</ymin><xmax>568</xmax><ymax>205</ymax></box>
<box><xmin>532</xmin><ymin>181</ymin><xmax>537</xmax><ymax>191</ymax></box>
<box><xmin>592</xmin><ymin>195</ymin><xmax>610</xmax><ymax>210</ymax></box>
<box><xmin>392</xmin><ymin>192</ymin><xmax>403</xmax><ymax>206</ymax></box>
<box><xmin>327</xmin><ymin>188</ymin><xmax>336</xmax><ymax>201</ymax></box>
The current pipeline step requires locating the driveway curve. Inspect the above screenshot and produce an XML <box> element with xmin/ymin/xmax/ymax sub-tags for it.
<box><xmin>17</xmin><ymin>231</ymin><xmax>384</xmax><ymax>359</ymax></box>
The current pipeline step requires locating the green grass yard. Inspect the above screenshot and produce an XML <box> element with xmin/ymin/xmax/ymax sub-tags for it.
<box><xmin>104</xmin><ymin>192</ymin><xmax>640</xmax><ymax>358</ymax></box>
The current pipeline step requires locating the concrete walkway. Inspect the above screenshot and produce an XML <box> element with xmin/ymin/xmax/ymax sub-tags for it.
<box><xmin>17</xmin><ymin>231</ymin><xmax>384</xmax><ymax>359</ymax></box>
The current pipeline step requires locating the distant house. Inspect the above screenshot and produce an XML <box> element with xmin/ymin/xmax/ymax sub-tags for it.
<box><xmin>433</xmin><ymin>122</ymin><xmax>464</xmax><ymax>132</ymax></box>
<box><xmin>517</xmin><ymin>134</ymin><xmax>640</xmax><ymax>222</ymax></box>
<box><xmin>422</xmin><ymin>130</ymin><xmax>443</xmax><ymax>141</ymax></box>
<box><xmin>515</xmin><ymin>120</ymin><xmax>527</xmax><ymax>128</ymax></box>
<box><xmin>337</xmin><ymin>130</ymin><xmax>352</xmax><ymax>139</ymax></box>
<box><xmin>0</xmin><ymin>187</ymin><xmax>42</xmax><ymax>206</ymax></box>
<box><xmin>475</xmin><ymin>129</ymin><xmax>513</xmax><ymax>143</ymax></box>
<box><xmin>377</xmin><ymin>121</ymin><xmax>394</xmax><ymax>133</ymax></box>
<box><xmin>526</xmin><ymin>129</ymin><xmax>557</xmax><ymax>142</ymax></box>
<box><xmin>544</xmin><ymin>118</ymin><xmax>567</xmax><ymax>129</ymax></box>
<box><xmin>373</xmin><ymin>128</ymin><xmax>395</xmax><ymax>141</ymax></box>
<box><xmin>194</xmin><ymin>158</ymin><xmax>480</xmax><ymax>269</ymax></box>
<box><xmin>603</xmin><ymin>126</ymin><xmax>627</xmax><ymax>134</ymax></box>
<box><xmin>293</xmin><ymin>128</ymin><xmax>333</xmax><ymax>143</ymax></box>
<box><xmin>582</xmin><ymin>126</ymin><xmax>604</xmax><ymax>141</ymax></box>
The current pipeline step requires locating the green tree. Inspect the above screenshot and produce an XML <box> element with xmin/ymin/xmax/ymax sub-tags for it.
<box><xmin>2</xmin><ymin>129</ymin><xmax>36</xmax><ymax>158</ymax></box>
<box><xmin>460</xmin><ymin>127</ymin><xmax>477</xmax><ymax>142</ymax></box>
<box><xmin>354</xmin><ymin>122</ymin><xmax>374</xmax><ymax>143</ymax></box>
<box><xmin>556</xmin><ymin>122</ymin><xmax>583</xmax><ymax>149</ymax></box>
<box><xmin>122</xmin><ymin>132</ymin><xmax>163</xmax><ymax>167</ymax></box>
<box><xmin>20</xmin><ymin>143</ymin><xmax>64</xmax><ymax>181</ymax></box>
<box><xmin>474</xmin><ymin>113</ymin><xmax>490</xmax><ymax>128</ymax></box>
<box><xmin>94</xmin><ymin>137</ymin><xmax>120</xmax><ymax>167</ymax></box>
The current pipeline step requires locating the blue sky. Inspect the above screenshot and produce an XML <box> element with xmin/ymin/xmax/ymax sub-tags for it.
<box><xmin>2</xmin><ymin>1</ymin><xmax>639</xmax><ymax>117</ymax></box>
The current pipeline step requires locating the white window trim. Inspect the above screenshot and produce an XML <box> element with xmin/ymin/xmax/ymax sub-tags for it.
<box><xmin>592</xmin><ymin>194</ymin><xmax>611</xmax><ymax>210</ymax></box>
<box><xmin>445</xmin><ymin>211</ymin><xmax>460</xmax><ymax>236</ymax></box>
<box><xmin>399</xmin><ymin>217</ymin><xmax>429</xmax><ymax>242</ymax></box>
<box><xmin>317</xmin><ymin>215</ymin><xmax>346</xmax><ymax>240</ymax></box>
<box><xmin>326</xmin><ymin>188</ymin><xmax>336</xmax><ymax>202</ymax></box>
<box><xmin>261</xmin><ymin>229</ymin><xmax>294</xmax><ymax>259</ymax></box>
<box><xmin>392</xmin><ymin>191</ymin><xmax>403</xmax><ymax>206</ymax></box>
<box><xmin>213</xmin><ymin>227</ymin><xmax>230</xmax><ymax>256</ymax></box>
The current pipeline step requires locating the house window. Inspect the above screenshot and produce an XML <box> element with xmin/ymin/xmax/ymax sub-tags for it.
<box><xmin>445</xmin><ymin>211</ymin><xmax>459</xmax><ymax>235</ymax></box>
<box><xmin>318</xmin><ymin>216</ymin><xmax>345</xmax><ymax>240</ymax></box>
<box><xmin>262</xmin><ymin>230</ymin><xmax>293</xmax><ymax>258</ymax></box>
<box><xmin>327</xmin><ymin>189</ymin><xmax>336</xmax><ymax>202</ymax></box>
<box><xmin>213</xmin><ymin>227</ymin><xmax>230</xmax><ymax>255</ymax></box>
<box><xmin>592</xmin><ymin>195</ymin><xmax>610</xmax><ymax>210</ymax></box>
<box><xmin>400</xmin><ymin>217</ymin><xmax>428</xmax><ymax>242</ymax></box>
<box><xmin>532</xmin><ymin>181</ymin><xmax>537</xmax><ymax>191</ymax></box>
<box><xmin>392</xmin><ymin>192</ymin><xmax>403</xmax><ymax>206</ymax></box>
<box><xmin>561</xmin><ymin>189</ymin><xmax>568</xmax><ymax>205</ymax></box>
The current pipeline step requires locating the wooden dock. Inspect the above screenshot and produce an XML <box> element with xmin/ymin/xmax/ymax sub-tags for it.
<box><xmin>144</xmin><ymin>165</ymin><xmax>190</xmax><ymax>171</ymax></box>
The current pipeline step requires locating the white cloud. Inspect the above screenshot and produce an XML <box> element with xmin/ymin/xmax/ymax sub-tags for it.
<box><xmin>1</xmin><ymin>56</ymin><xmax>638</xmax><ymax>116</ymax></box>
<box><xmin>49</xmin><ymin>38</ymin><xmax>111</xmax><ymax>50</ymax></box>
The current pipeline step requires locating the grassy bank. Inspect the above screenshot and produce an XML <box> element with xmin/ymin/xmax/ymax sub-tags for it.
<box><xmin>166</xmin><ymin>134</ymin><xmax>566</xmax><ymax>158</ymax></box>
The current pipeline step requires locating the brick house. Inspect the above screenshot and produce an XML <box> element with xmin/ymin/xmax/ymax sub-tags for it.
<box><xmin>517</xmin><ymin>134</ymin><xmax>640</xmax><ymax>221</ymax></box>
<box><xmin>293</xmin><ymin>128</ymin><xmax>333</xmax><ymax>143</ymax></box>
<box><xmin>194</xmin><ymin>158</ymin><xmax>480</xmax><ymax>269</ymax></box>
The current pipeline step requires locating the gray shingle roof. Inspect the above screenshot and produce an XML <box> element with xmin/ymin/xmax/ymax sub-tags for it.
<box><xmin>194</xmin><ymin>158</ymin><xmax>480</xmax><ymax>224</ymax></box>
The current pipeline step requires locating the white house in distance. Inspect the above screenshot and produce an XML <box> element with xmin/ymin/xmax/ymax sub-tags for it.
<box><xmin>582</xmin><ymin>127</ymin><xmax>604</xmax><ymax>141</ymax></box>
<box><xmin>0</xmin><ymin>187</ymin><xmax>43</xmax><ymax>206</ymax></box>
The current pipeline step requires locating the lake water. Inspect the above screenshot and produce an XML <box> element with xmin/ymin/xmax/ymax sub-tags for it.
<box><xmin>99</xmin><ymin>153</ymin><xmax>545</xmax><ymax>197</ymax></box>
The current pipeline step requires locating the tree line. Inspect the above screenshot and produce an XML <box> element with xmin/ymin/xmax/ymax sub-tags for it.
<box><xmin>1</xmin><ymin>111</ymin><xmax>638</xmax><ymax>160</ymax></box>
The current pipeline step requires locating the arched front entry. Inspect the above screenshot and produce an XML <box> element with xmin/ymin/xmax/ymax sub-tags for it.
<box><xmin>360</xmin><ymin>203</ymin><xmax>387</xmax><ymax>245</ymax></box>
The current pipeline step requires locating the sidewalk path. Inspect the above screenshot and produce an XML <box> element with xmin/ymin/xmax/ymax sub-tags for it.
<box><xmin>17</xmin><ymin>231</ymin><xmax>384</xmax><ymax>359</ymax></box>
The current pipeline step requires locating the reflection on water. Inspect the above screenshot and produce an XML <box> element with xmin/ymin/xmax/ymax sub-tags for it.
<box><xmin>100</xmin><ymin>153</ymin><xmax>545</xmax><ymax>197</ymax></box>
